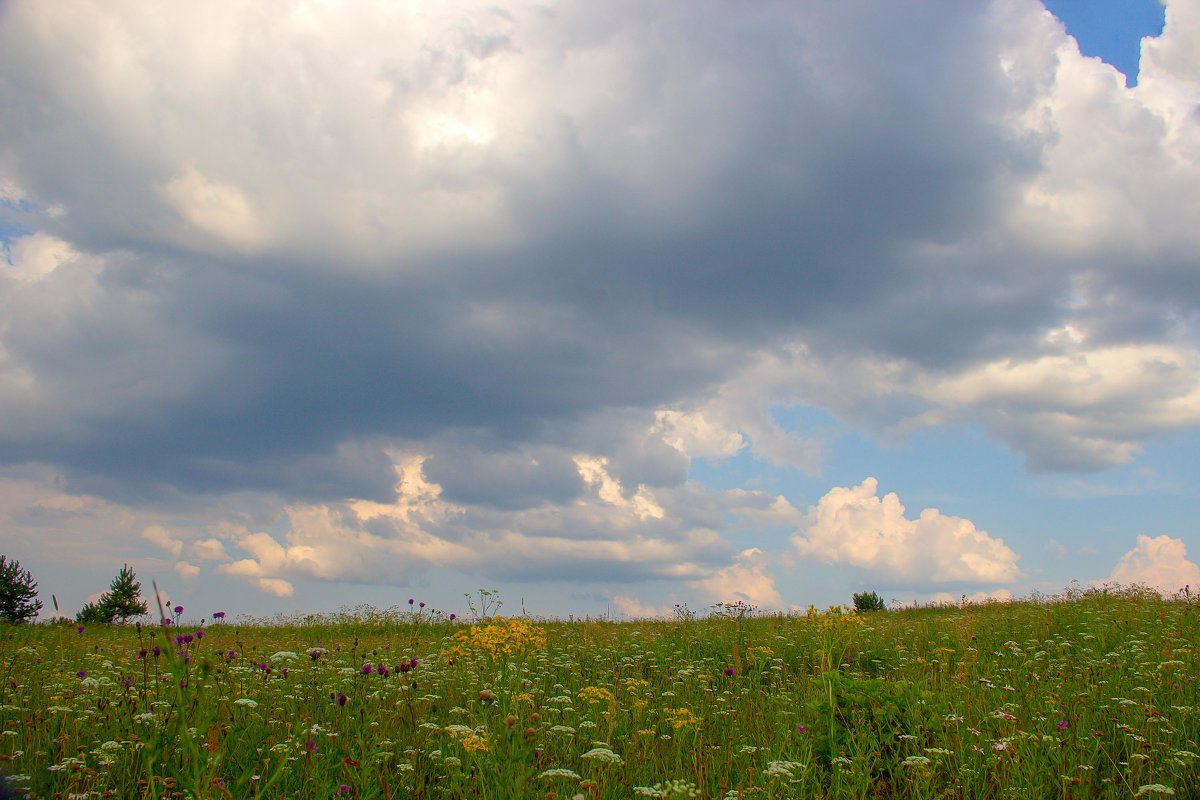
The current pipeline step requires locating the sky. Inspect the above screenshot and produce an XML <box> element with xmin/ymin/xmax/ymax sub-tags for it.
<box><xmin>2</xmin><ymin>0</ymin><xmax>1198</xmax><ymax>622</ymax></box>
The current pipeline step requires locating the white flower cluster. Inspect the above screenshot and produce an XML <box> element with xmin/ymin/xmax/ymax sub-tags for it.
<box><xmin>632</xmin><ymin>778</ymin><xmax>700</xmax><ymax>798</ymax></box>
<box><xmin>580</xmin><ymin>746</ymin><xmax>623</xmax><ymax>765</ymax></box>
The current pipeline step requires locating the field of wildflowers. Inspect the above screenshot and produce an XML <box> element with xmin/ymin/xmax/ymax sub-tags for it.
<box><xmin>1</xmin><ymin>586</ymin><xmax>1197</xmax><ymax>799</ymax></box>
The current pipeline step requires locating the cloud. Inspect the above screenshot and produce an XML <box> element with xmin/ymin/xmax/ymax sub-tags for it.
<box><xmin>174</xmin><ymin>561</ymin><xmax>200</xmax><ymax>579</ymax></box>
<box><xmin>610</xmin><ymin>594</ymin><xmax>674</xmax><ymax>619</ymax></box>
<box><xmin>0</xmin><ymin>0</ymin><xmax>1198</xmax><ymax>614</ymax></box>
<box><xmin>792</xmin><ymin>478</ymin><xmax>1020</xmax><ymax>585</ymax></box>
<box><xmin>652</xmin><ymin>410</ymin><xmax>744</xmax><ymax>461</ymax></box>
<box><xmin>688</xmin><ymin>548</ymin><xmax>784</xmax><ymax>609</ymax></box>
<box><xmin>143</xmin><ymin>526</ymin><xmax>183</xmax><ymax>559</ymax></box>
<box><xmin>1108</xmin><ymin>534</ymin><xmax>1200</xmax><ymax>594</ymax></box>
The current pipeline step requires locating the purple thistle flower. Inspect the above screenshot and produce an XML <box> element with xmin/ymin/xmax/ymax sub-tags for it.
<box><xmin>398</xmin><ymin>662</ymin><xmax>411</xmax><ymax>673</ymax></box>
<box><xmin>796</xmin><ymin>724</ymin><xmax>808</xmax><ymax>733</ymax></box>
<box><xmin>195</xmin><ymin>629</ymin><xmax>204</xmax><ymax>639</ymax></box>
<box><xmin>212</xmin><ymin>611</ymin><xmax>225</xmax><ymax>620</ymax></box>
<box><xmin>175</xmin><ymin>635</ymin><xmax>186</xmax><ymax>646</ymax></box>
<box><xmin>410</xmin><ymin>657</ymin><xmax>419</xmax><ymax>668</ymax></box>
<box><xmin>310</xmin><ymin>649</ymin><xmax>323</xmax><ymax>661</ymax></box>
<box><xmin>281</xmin><ymin>667</ymin><xmax>289</xmax><ymax>678</ymax></box>
<box><xmin>152</xmin><ymin>645</ymin><xmax>161</xmax><ymax>657</ymax></box>
<box><xmin>336</xmin><ymin>692</ymin><xmax>348</xmax><ymax>707</ymax></box>
<box><xmin>361</xmin><ymin>663</ymin><xmax>373</xmax><ymax>675</ymax></box>
<box><xmin>723</xmin><ymin>667</ymin><xmax>736</xmax><ymax>677</ymax></box>
<box><xmin>162</xmin><ymin>618</ymin><xmax>172</xmax><ymax>626</ymax></box>
<box><xmin>76</xmin><ymin>670</ymin><xmax>86</xmax><ymax>679</ymax></box>
<box><xmin>376</xmin><ymin>663</ymin><xmax>389</xmax><ymax>677</ymax></box>
<box><xmin>173</xmin><ymin>605</ymin><xmax>184</xmax><ymax>615</ymax></box>
<box><xmin>408</xmin><ymin>598</ymin><xmax>414</xmax><ymax>605</ymax></box>
<box><xmin>419</xmin><ymin>601</ymin><xmax>425</xmax><ymax>608</ymax></box>
<box><xmin>75</xmin><ymin>626</ymin><xmax>85</xmax><ymax>634</ymax></box>
<box><xmin>449</xmin><ymin>613</ymin><xmax>456</xmax><ymax>621</ymax></box>
<box><xmin>1057</xmin><ymin>719</ymin><xmax>1070</xmax><ymax>730</ymax></box>
<box><xmin>336</xmin><ymin>785</ymin><xmax>352</xmax><ymax>797</ymax></box>
<box><xmin>226</xmin><ymin>650</ymin><xmax>237</xmax><ymax>660</ymax></box>
<box><xmin>306</xmin><ymin>739</ymin><xmax>318</xmax><ymax>753</ymax></box>
<box><xmin>138</xmin><ymin>648</ymin><xmax>147</xmax><ymax>660</ymax></box>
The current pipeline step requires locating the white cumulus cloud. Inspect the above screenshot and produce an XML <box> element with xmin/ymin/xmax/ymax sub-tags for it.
<box><xmin>1108</xmin><ymin>534</ymin><xmax>1200</xmax><ymax>594</ymax></box>
<box><xmin>688</xmin><ymin>547</ymin><xmax>783</xmax><ymax>609</ymax></box>
<box><xmin>792</xmin><ymin>478</ymin><xmax>1020</xmax><ymax>585</ymax></box>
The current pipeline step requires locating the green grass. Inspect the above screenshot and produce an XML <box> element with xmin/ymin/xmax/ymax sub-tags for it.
<box><xmin>1</xmin><ymin>587</ymin><xmax>1198</xmax><ymax>799</ymax></box>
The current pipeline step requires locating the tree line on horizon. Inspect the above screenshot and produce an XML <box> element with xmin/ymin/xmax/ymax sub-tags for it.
<box><xmin>0</xmin><ymin>555</ymin><xmax>147</xmax><ymax>624</ymax></box>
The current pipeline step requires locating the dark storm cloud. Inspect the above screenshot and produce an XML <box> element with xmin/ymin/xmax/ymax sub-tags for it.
<box><xmin>0</xmin><ymin>0</ymin><xmax>1197</xmax><ymax>514</ymax></box>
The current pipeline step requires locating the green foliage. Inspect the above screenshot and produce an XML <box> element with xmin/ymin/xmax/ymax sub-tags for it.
<box><xmin>1</xmin><ymin>588</ymin><xmax>1198</xmax><ymax>799</ymax></box>
<box><xmin>0</xmin><ymin>555</ymin><xmax>43</xmax><ymax>623</ymax></box>
<box><xmin>852</xmin><ymin>590</ymin><xmax>887</xmax><ymax>613</ymax></box>
<box><xmin>101</xmin><ymin>564</ymin><xmax>148</xmax><ymax>623</ymax></box>
<box><xmin>74</xmin><ymin>564</ymin><xmax>147</xmax><ymax>624</ymax></box>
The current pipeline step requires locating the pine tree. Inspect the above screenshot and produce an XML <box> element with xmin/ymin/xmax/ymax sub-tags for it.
<box><xmin>75</xmin><ymin>601</ymin><xmax>104</xmax><ymax>625</ymax></box>
<box><xmin>0</xmin><ymin>556</ymin><xmax>44</xmax><ymax>624</ymax></box>
<box><xmin>98</xmin><ymin>564</ymin><xmax>148</xmax><ymax>623</ymax></box>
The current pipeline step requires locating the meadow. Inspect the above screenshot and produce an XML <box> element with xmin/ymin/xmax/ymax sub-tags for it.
<box><xmin>0</xmin><ymin>587</ymin><xmax>1197</xmax><ymax>799</ymax></box>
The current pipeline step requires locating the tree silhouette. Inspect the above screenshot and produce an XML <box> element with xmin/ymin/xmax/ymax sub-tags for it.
<box><xmin>75</xmin><ymin>564</ymin><xmax>148</xmax><ymax>624</ymax></box>
<box><xmin>0</xmin><ymin>556</ymin><xmax>44</xmax><ymax>624</ymax></box>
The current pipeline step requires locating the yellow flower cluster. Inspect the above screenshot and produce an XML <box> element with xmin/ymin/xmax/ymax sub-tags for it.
<box><xmin>445</xmin><ymin>726</ymin><xmax>490</xmax><ymax>753</ymax></box>
<box><xmin>803</xmin><ymin>604</ymin><xmax>868</xmax><ymax>633</ymax></box>
<box><xmin>663</xmin><ymin>708</ymin><xmax>701</xmax><ymax>730</ymax></box>
<box><xmin>442</xmin><ymin>617</ymin><xmax>548</xmax><ymax>662</ymax></box>
<box><xmin>578</xmin><ymin>686</ymin><xmax>616</xmax><ymax>705</ymax></box>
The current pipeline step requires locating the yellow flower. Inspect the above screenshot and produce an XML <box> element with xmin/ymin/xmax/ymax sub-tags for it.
<box><xmin>441</xmin><ymin>617</ymin><xmax>548</xmax><ymax>662</ymax></box>
<box><xmin>578</xmin><ymin>686</ymin><xmax>616</xmax><ymax>705</ymax></box>
<box><xmin>663</xmin><ymin>708</ymin><xmax>701</xmax><ymax>730</ymax></box>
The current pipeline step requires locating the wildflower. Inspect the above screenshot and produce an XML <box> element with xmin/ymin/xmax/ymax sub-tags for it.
<box><xmin>138</xmin><ymin>648</ymin><xmax>147</xmax><ymax>659</ymax></box>
<box><xmin>1057</xmin><ymin>720</ymin><xmax>1069</xmax><ymax>730</ymax></box>
<box><xmin>1135</xmin><ymin>786</ymin><xmax>1176</xmax><ymax>797</ymax></box>
<box><xmin>450</xmin><ymin>613</ymin><xmax>457</xmax><ymax>621</ymax></box>
<box><xmin>723</xmin><ymin>667</ymin><xmax>736</xmax><ymax>677</ymax></box>
<box><xmin>306</xmin><ymin>740</ymin><xmax>318</xmax><ymax>753</ymax></box>
<box><xmin>234</xmin><ymin>698</ymin><xmax>258</xmax><ymax>708</ymax></box>
<box><xmin>578</xmin><ymin>686</ymin><xmax>615</xmax><ymax>705</ymax></box>
<box><xmin>195</xmin><ymin>629</ymin><xmax>204</xmax><ymax>639</ymax></box>
<box><xmin>152</xmin><ymin>646</ymin><xmax>161</xmax><ymax>657</ymax></box>
<box><xmin>581</xmin><ymin>747</ymin><xmax>624</xmax><ymax>765</ymax></box>
<box><xmin>376</xmin><ymin>663</ymin><xmax>389</xmax><ymax>677</ymax></box>
<box><xmin>539</xmin><ymin>768</ymin><xmax>582</xmax><ymax>780</ymax></box>
<box><xmin>310</xmin><ymin>648</ymin><xmax>325</xmax><ymax>660</ymax></box>
<box><xmin>361</xmin><ymin>663</ymin><xmax>373</xmax><ymax>675</ymax></box>
<box><xmin>634</xmin><ymin>778</ymin><xmax>701</xmax><ymax>798</ymax></box>
<box><xmin>408</xmin><ymin>598</ymin><xmax>414</xmax><ymax>605</ymax></box>
<box><xmin>796</xmin><ymin>724</ymin><xmax>807</xmax><ymax>733</ymax></box>
<box><xmin>75</xmin><ymin>670</ymin><xmax>86</xmax><ymax>679</ymax></box>
<box><xmin>226</xmin><ymin>650</ymin><xmax>236</xmax><ymax>660</ymax></box>
<box><xmin>419</xmin><ymin>601</ymin><xmax>426</xmax><ymax>608</ymax></box>
<box><xmin>902</xmin><ymin>755</ymin><xmax>932</xmax><ymax>767</ymax></box>
<box><xmin>75</xmin><ymin>626</ymin><xmax>84</xmax><ymax>634</ymax></box>
<box><xmin>212</xmin><ymin>611</ymin><xmax>225</xmax><ymax>620</ymax></box>
<box><xmin>763</xmin><ymin>761</ymin><xmax>804</xmax><ymax>777</ymax></box>
<box><xmin>173</xmin><ymin>605</ymin><xmax>184</xmax><ymax>615</ymax></box>
<box><xmin>336</xmin><ymin>692</ymin><xmax>348</xmax><ymax>707</ymax></box>
<box><xmin>336</xmin><ymin>785</ymin><xmax>353</xmax><ymax>796</ymax></box>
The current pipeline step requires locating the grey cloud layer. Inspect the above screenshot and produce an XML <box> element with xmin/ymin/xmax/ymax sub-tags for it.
<box><xmin>1</xmin><ymin>0</ymin><xmax>1198</xmax><ymax>565</ymax></box>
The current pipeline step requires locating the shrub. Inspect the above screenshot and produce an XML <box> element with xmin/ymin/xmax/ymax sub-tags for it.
<box><xmin>852</xmin><ymin>590</ymin><xmax>886</xmax><ymax>613</ymax></box>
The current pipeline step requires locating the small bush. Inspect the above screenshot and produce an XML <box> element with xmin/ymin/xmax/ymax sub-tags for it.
<box><xmin>852</xmin><ymin>590</ymin><xmax>886</xmax><ymax>613</ymax></box>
